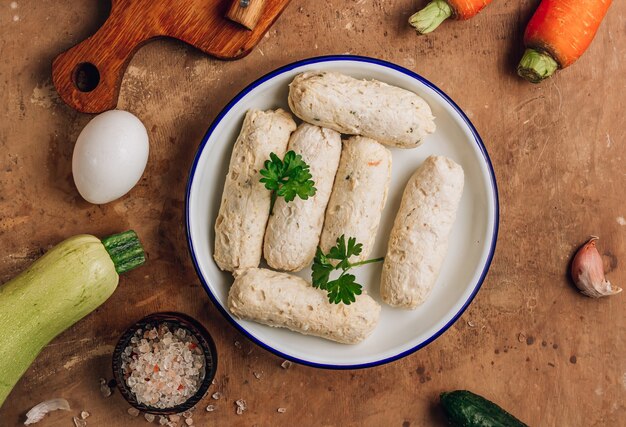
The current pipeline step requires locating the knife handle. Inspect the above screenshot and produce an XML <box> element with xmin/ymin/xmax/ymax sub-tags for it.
<box><xmin>226</xmin><ymin>0</ymin><xmax>267</xmax><ymax>30</ymax></box>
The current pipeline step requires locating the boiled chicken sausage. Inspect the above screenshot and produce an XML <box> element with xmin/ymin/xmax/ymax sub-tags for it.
<box><xmin>228</xmin><ymin>268</ymin><xmax>381</xmax><ymax>344</ymax></box>
<box><xmin>264</xmin><ymin>123</ymin><xmax>342</xmax><ymax>272</ymax></box>
<box><xmin>288</xmin><ymin>71</ymin><xmax>436</xmax><ymax>148</ymax></box>
<box><xmin>214</xmin><ymin>109</ymin><xmax>296</xmax><ymax>272</ymax></box>
<box><xmin>381</xmin><ymin>156</ymin><xmax>464</xmax><ymax>309</ymax></box>
<box><xmin>320</xmin><ymin>136</ymin><xmax>391</xmax><ymax>262</ymax></box>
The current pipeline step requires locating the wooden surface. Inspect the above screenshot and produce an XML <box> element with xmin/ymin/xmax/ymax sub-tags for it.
<box><xmin>52</xmin><ymin>0</ymin><xmax>289</xmax><ymax>113</ymax></box>
<box><xmin>0</xmin><ymin>0</ymin><xmax>624</xmax><ymax>425</ymax></box>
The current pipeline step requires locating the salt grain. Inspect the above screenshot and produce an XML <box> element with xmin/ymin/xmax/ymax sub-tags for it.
<box><xmin>281</xmin><ymin>360</ymin><xmax>292</xmax><ymax>369</ymax></box>
<box><xmin>158</xmin><ymin>415</ymin><xmax>169</xmax><ymax>425</ymax></box>
<box><xmin>277</xmin><ymin>407</ymin><xmax>286</xmax><ymax>413</ymax></box>
<box><xmin>235</xmin><ymin>399</ymin><xmax>247</xmax><ymax>415</ymax></box>
<box><xmin>253</xmin><ymin>371</ymin><xmax>262</xmax><ymax>379</ymax></box>
<box><xmin>73</xmin><ymin>416</ymin><xmax>87</xmax><ymax>427</ymax></box>
<box><xmin>205</xmin><ymin>405</ymin><xmax>216</xmax><ymax>412</ymax></box>
<box><xmin>99</xmin><ymin>378</ymin><xmax>112</xmax><ymax>398</ymax></box>
<box><xmin>121</xmin><ymin>324</ymin><xmax>205</xmax><ymax>409</ymax></box>
<box><xmin>144</xmin><ymin>413</ymin><xmax>156</xmax><ymax>423</ymax></box>
<box><xmin>80</xmin><ymin>411</ymin><xmax>90</xmax><ymax>419</ymax></box>
<box><xmin>168</xmin><ymin>415</ymin><xmax>180</xmax><ymax>422</ymax></box>
<box><xmin>211</xmin><ymin>392</ymin><xmax>221</xmax><ymax>400</ymax></box>
<box><xmin>185</xmin><ymin>418</ymin><xmax>193</xmax><ymax>426</ymax></box>
<box><xmin>128</xmin><ymin>408</ymin><xmax>140</xmax><ymax>417</ymax></box>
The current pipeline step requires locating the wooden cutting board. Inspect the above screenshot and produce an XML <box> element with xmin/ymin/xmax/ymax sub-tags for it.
<box><xmin>52</xmin><ymin>0</ymin><xmax>290</xmax><ymax>113</ymax></box>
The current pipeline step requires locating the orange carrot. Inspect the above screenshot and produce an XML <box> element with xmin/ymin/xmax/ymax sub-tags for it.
<box><xmin>409</xmin><ymin>0</ymin><xmax>493</xmax><ymax>34</ymax></box>
<box><xmin>518</xmin><ymin>0</ymin><xmax>613</xmax><ymax>83</ymax></box>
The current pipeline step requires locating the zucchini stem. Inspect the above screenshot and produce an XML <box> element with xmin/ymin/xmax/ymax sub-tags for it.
<box><xmin>101</xmin><ymin>230</ymin><xmax>146</xmax><ymax>274</ymax></box>
<box><xmin>517</xmin><ymin>48</ymin><xmax>559</xmax><ymax>83</ymax></box>
<box><xmin>409</xmin><ymin>0</ymin><xmax>453</xmax><ymax>35</ymax></box>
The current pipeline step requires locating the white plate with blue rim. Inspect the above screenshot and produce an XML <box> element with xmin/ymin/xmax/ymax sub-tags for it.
<box><xmin>186</xmin><ymin>55</ymin><xmax>498</xmax><ymax>369</ymax></box>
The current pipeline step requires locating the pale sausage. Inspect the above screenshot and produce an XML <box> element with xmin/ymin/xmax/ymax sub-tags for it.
<box><xmin>213</xmin><ymin>109</ymin><xmax>296</xmax><ymax>272</ymax></box>
<box><xmin>288</xmin><ymin>71</ymin><xmax>436</xmax><ymax>149</ymax></box>
<box><xmin>263</xmin><ymin>123</ymin><xmax>342</xmax><ymax>271</ymax></box>
<box><xmin>381</xmin><ymin>156</ymin><xmax>464</xmax><ymax>309</ymax></box>
<box><xmin>228</xmin><ymin>268</ymin><xmax>380</xmax><ymax>344</ymax></box>
<box><xmin>320</xmin><ymin>136</ymin><xmax>391</xmax><ymax>262</ymax></box>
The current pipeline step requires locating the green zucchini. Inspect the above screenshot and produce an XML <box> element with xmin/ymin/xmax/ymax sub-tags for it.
<box><xmin>440</xmin><ymin>390</ymin><xmax>529</xmax><ymax>427</ymax></box>
<box><xmin>0</xmin><ymin>231</ymin><xmax>145</xmax><ymax>406</ymax></box>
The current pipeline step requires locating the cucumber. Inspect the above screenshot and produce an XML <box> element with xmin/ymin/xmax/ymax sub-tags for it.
<box><xmin>0</xmin><ymin>231</ymin><xmax>145</xmax><ymax>407</ymax></box>
<box><xmin>440</xmin><ymin>390</ymin><xmax>529</xmax><ymax>427</ymax></box>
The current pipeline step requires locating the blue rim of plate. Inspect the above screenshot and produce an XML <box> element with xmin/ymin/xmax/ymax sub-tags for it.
<box><xmin>185</xmin><ymin>54</ymin><xmax>499</xmax><ymax>370</ymax></box>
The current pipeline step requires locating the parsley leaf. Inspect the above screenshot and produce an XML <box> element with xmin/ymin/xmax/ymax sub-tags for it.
<box><xmin>260</xmin><ymin>150</ymin><xmax>317</xmax><ymax>215</ymax></box>
<box><xmin>327</xmin><ymin>273</ymin><xmax>362</xmax><ymax>305</ymax></box>
<box><xmin>327</xmin><ymin>236</ymin><xmax>363</xmax><ymax>270</ymax></box>
<box><xmin>311</xmin><ymin>247</ymin><xmax>333</xmax><ymax>287</ymax></box>
<box><xmin>312</xmin><ymin>235</ymin><xmax>384</xmax><ymax>305</ymax></box>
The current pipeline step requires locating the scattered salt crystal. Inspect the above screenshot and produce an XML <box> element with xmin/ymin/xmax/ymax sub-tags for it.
<box><xmin>80</xmin><ymin>411</ymin><xmax>90</xmax><ymax>419</ymax></box>
<box><xmin>277</xmin><ymin>407</ymin><xmax>286</xmax><ymax>413</ymax></box>
<box><xmin>158</xmin><ymin>415</ymin><xmax>169</xmax><ymax>425</ymax></box>
<box><xmin>127</xmin><ymin>408</ymin><xmax>140</xmax><ymax>417</ymax></box>
<box><xmin>211</xmin><ymin>392</ymin><xmax>221</xmax><ymax>400</ymax></box>
<box><xmin>168</xmin><ymin>415</ymin><xmax>180</xmax><ymax>422</ymax></box>
<box><xmin>73</xmin><ymin>416</ymin><xmax>87</xmax><ymax>427</ymax></box>
<box><xmin>281</xmin><ymin>360</ymin><xmax>292</xmax><ymax>369</ymax></box>
<box><xmin>253</xmin><ymin>371</ymin><xmax>262</xmax><ymax>379</ymax></box>
<box><xmin>205</xmin><ymin>405</ymin><xmax>216</xmax><ymax>412</ymax></box>
<box><xmin>235</xmin><ymin>399</ymin><xmax>247</xmax><ymax>415</ymax></box>
<box><xmin>144</xmin><ymin>413</ymin><xmax>156</xmax><ymax>423</ymax></box>
<box><xmin>185</xmin><ymin>418</ymin><xmax>193</xmax><ymax>426</ymax></box>
<box><xmin>211</xmin><ymin>379</ymin><xmax>216</xmax><ymax>385</ymax></box>
<box><xmin>234</xmin><ymin>341</ymin><xmax>241</xmax><ymax>349</ymax></box>
<box><xmin>182</xmin><ymin>410</ymin><xmax>193</xmax><ymax>419</ymax></box>
<box><xmin>99</xmin><ymin>378</ymin><xmax>112</xmax><ymax>398</ymax></box>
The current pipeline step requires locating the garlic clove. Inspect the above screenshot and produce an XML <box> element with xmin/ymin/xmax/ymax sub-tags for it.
<box><xmin>571</xmin><ymin>236</ymin><xmax>622</xmax><ymax>298</ymax></box>
<box><xmin>24</xmin><ymin>398</ymin><xmax>70</xmax><ymax>425</ymax></box>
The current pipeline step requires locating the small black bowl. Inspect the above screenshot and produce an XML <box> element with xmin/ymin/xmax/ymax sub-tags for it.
<box><xmin>112</xmin><ymin>312</ymin><xmax>217</xmax><ymax>415</ymax></box>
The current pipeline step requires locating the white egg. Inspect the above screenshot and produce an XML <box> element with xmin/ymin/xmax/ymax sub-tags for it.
<box><xmin>72</xmin><ymin>110</ymin><xmax>149</xmax><ymax>204</ymax></box>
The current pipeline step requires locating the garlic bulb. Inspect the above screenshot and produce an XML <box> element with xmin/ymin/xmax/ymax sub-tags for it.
<box><xmin>570</xmin><ymin>237</ymin><xmax>621</xmax><ymax>298</ymax></box>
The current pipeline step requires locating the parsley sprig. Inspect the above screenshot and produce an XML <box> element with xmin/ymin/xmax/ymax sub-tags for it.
<box><xmin>259</xmin><ymin>150</ymin><xmax>316</xmax><ymax>215</ymax></box>
<box><xmin>312</xmin><ymin>235</ymin><xmax>384</xmax><ymax>305</ymax></box>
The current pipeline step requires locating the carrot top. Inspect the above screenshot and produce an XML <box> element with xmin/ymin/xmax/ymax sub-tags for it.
<box><xmin>524</xmin><ymin>0</ymin><xmax>613</xmax><ymax>68</ymax></box>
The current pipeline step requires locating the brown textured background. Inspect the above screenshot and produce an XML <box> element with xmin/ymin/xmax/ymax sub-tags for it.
<box><xmin>0</xmin><ymin>0</ymin><xmax>624</xmax><ymax>426</ymax></box>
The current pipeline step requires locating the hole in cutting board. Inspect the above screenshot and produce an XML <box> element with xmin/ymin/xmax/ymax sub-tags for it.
<box><xmin>73</xmin><ymin>62</ymin><xmax>100</xmax><ymax>92</ymax></box>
